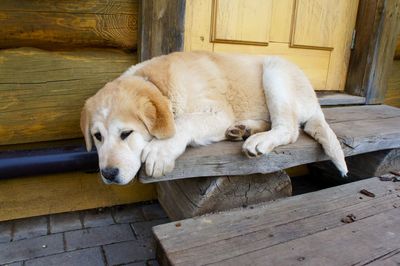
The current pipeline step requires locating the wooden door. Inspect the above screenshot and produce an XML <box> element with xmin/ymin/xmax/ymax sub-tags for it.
<box><xmin>184</xmin><ymin>0</ymin><xmax>359</xmax><ymax>91</ymax></box>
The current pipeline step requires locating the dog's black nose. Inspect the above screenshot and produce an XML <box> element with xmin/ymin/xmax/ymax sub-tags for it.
<box><xmin>101</xmin><ymin>167</ymin><xmax>119</xmax><ymax>181</ymax></box>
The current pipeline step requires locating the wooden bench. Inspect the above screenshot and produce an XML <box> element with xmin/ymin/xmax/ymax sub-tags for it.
<box><xmin>139</xmin><ymin>105</ymin><xmax>400</xmax><ymax>220</ymax></box>
<box><xmin>153</xmin><ymin>177</ymin><xmax>400</xmax><ymax>266</ymax></box>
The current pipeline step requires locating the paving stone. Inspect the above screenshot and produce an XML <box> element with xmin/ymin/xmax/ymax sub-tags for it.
<box><xmin>131</xmin><ymin>219</ymin><xmax>170</xmax><ymax>245</ymax></box>
<box><xmin>113</xmin><ymin>204</ymin><xmax>145</xmax><ymax>223</ymax></box>
<box><xmin>3</xmin><ymin>262</ymin><xmax>23</xmax><ymax>266</ymax></box>
<box><xmin>141</xmin><ymin>203</ymin><xmax>167</xmax><ymax>221</ymax></box>
<box><xmin>50</xmin><ymin>212</ymin><xmax>82</xmax><ymax>233</ymax></box>
<box><xmin>25</xmin><ymin>247</ymin><xmax>105</xmax><ymax>266</ymax></box>
<box><xmin>0</xmin><ymin>234</ymin><xmax>63</xmax><ymax>265</ymax></box>
<box><xmin>0</xmin><ymin>221</ymin><xmax>12</xmax><ymax>243</ymax></box>
<box><xmin>13</xmin><ymin>216</ymin><xmax>48</xmax><ymax>241</ymax></box>
<box><xmin>103</xmin><ymin>240</ymin><xmax>154</xmax><ymax>265</ymax></box>
<box><xmin>65</xmin><ymin>223</ymin><xmax>135</xmax><ymax>251</ymax></box>
<box><xmin>82</xmin><ymin>208</ymin><xmax>114</xmax><ymax>228</ymax></box>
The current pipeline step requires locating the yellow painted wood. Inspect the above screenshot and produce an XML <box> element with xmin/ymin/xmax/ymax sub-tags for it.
<box><xmin>0</xmin><ymin>0</ymin><xmax>138</xmax><ymax>50</ymax></box>
<box><xmin>324</xmin><ymin>0</ymin><xmax>359</xmax><ymax>92</ymax></box>
<box><xmin>0</xmin><ymin>48</ymin><xmax>136</xmax><ymax>145</ymax></box>
<box><xmin>384</xmin><ymin>60</ymin><xmax>400</xmax><ymax>108</ymax></box>
<box><xmin>184</xmin><ymin>0</ymin><xmax>359</xmax><ymax>91</ymax></box>
<box><xmin>213</xmin><ymin>43</ymin><xmax>330</xmax><ymax>90</ymax></box>
<box><xmin>269</xmin><ymin>0</ymin><xmax>294</xmax><ymax>43</ymax></box>
<box><xmin>292</xmin><ymin>0</ymin><xmax>341</xmax><ymax>49</ymax></box>
<box><xmin>184</xmin><ymin>0</ymin><xmax>214</xmax><ymax>51</ymax></box>
<box><xmin>0</xmin><ymin>172</ymin><xmax>156</xmax><ymax>222</ymax></box>
<box><xmin>212</xmin><ymin>0</ymin><xmax>272</xmax><ymax>44</ymax></box>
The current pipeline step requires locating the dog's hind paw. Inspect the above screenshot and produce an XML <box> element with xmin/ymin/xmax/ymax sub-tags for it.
<box><xmin>225</xmin><ymin>124</ymin><xmax>251</xmax><ymax>141</ymax></box>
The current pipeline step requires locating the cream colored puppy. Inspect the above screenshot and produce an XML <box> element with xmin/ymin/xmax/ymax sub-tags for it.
<box><xmin>81</xmin><ymin>52</ymin><xmax>347</xmax><ymax>185</ymax></box>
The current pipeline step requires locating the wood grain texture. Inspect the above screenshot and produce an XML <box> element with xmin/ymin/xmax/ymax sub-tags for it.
<box><xmin>157</xmin><ymin>171</ymin><xmax>291</xmax><ymax>220</ymax></box>
<box><xmin>0</xmin><ymin>171</ymin><xmax>156</xmax><ymax>222</ymax></box>
<box><xmin>395</xmin><ymin>35</ymin><xmax>400</xmax><ymax>59</ymax></box>
<box><xmin>384</xmin><ymin>59</ymin><xmax>400</xmax><ymax>107</ymax></box>
<box><xmin>139</xmin><ymin>0</ymin><xmax>186</xmax><ymax>61</ymax></box>
<box><xmin>154</xmin><ymin>177</ymin><xmax>400</xmax><ymax>265</ymax></box>
<box><xmin>211</xmin><ymin>0</ymin><xmax>272</xmax><ymax>45</ymax></box>
<box><xmin>317</xmin><ymin>92</ymin><xmax>365</xmax><ymax>105</ymax></box>
<box><xmin>0</xmin><ymin>0</ymin><xmax>138</xmax><ymax>50</ymax></box>
<box><xmin>140</xmin><ymin>105</ymin><xmax>400</xmax><ymax>183</ymax></box>
<box><xmin>269</xmin><ymin>0</ymin><xmax>294</xmax><ymax>43</ymax></box>
<box><xmin>346</xmin><ymin>0</ymin><xmax>400</xmax><ymax>103</ymax></box>
<box><xmin>0</xmin><ymin>48</ymin><xmax>136</xmax><ymax>145</ymax></box>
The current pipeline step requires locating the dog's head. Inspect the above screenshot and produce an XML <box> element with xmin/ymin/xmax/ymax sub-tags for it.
<box><xmin>80</xmin><ymin>76</ymin><xmax>175</xmax><ymax>185</ymax></box>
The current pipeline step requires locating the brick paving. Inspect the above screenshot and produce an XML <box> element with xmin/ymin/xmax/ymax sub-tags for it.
<box><xmin>0</xmin><ymin>201</ymin><xmax>168</xmax><ymax>266</ymax></box>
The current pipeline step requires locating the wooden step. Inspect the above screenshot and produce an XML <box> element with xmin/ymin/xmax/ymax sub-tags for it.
<box><xmin>140</xmin><ymin>105</ymin><xmax>400</xmax><ymax>183</ymax></box>
<box><xmin>153</xmin><ymin>177</ymin><xmax>400</xmax><ymax>266</ymax></box>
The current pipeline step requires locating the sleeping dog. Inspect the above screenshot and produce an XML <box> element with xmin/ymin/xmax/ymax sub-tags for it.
<box><xmin>81</xmin><ymin>52</ymin><xmax>347</xmax><ymax>184</ymax></box>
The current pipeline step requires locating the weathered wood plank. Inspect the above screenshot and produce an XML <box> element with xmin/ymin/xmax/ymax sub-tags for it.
<box><xmin>317</xmin><ymin>92</ymin><xmax>365</xmax><ymax>105</ymax></box>
<box><xmin>385</xmin><ymin>59</ymin><xmax>400</xmax><ymax>108</ymax></box>
<box><xmin>157</xmin><ymin>171</ymin><xmax>291</xmax><ymax>220</ymax></box>
<box><xmin>153</xmin><ymin>178</ymin><xmax>400</xmax><ymax>265</ymax></box>
<box><xmin>0</xmin><ymin>0</ymin><xmax>138</xmax><ymax>50</ymax></box>
<box><xmin>140</xmin><ymin>105</ymin><xmax>400</xmax><ymax>183</ymax></box>
<box><xmin>0</xmin><ymin>48</ymin><xmax>136</xmax><ymax>145</ymax></box>
<box><xmin>345</xmin><ymin>0</ymin><xmax>400</xmax><ymax>103</ymax></box>
<box><xmin>139</xmin><ymin>0</ymin><xmax>186</xmax><ymax>61</ymax></box>
<box><xmin>0</xmin><ymin>171</ymin><xmax>156</xmax><ymax>222</ymax></box>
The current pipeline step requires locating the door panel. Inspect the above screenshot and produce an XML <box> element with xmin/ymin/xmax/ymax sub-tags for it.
<box><xmin>184</xmin><ymin>0</ymin><xmax>359</xmax><ymax>91</ymax></box>
<box><xmin>211</xmin><ymin>0</ymin><xmax>272</xmax><ymax>45</ymax></box>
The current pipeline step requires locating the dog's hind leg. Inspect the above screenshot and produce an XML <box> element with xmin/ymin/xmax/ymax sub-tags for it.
<box><xmin>242</xmin><ymin>57</ymin><xmax>300</xmax><ymax>158</ymax></box>
<box><xmin>226</xmin><ymin>120</ymin><xmax>271</xmax><ymax>141</ymax></box>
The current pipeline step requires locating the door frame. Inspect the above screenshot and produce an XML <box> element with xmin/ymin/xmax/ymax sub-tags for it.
<box><xmin>139</xmin><ymin>0</ymin><xmax>400</xmax><ymax>105</ymax></box>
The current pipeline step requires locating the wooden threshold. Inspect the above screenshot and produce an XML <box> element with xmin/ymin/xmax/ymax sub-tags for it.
<box><xmin>140</xmin><ymin>105</ymin><xmax>400</xmax><ymax>183</ymax></box>
<box><xmin>317</xmin><ymin>92</ymin><xmax>365</xmax><ymax>105</ymax></box>
<box><xmin>153</xmin><ymin>177</ymin><xmax>400</xmax><ymax>265</ymax></box>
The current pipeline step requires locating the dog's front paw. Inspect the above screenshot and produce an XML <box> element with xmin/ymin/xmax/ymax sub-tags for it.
<box><xmin>242</xmin><ymin>132</ymin><xmax>273</xmax><ymax>158</ymax></box>
<box><xmin>141</xmin><ymin>140</ymin><xmax>179</xmax><ymax>178</ymax></box>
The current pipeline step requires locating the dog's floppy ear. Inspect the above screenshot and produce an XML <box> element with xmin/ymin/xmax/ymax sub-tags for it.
<box><xmin>80</xmin><ymin>103</ymin><xmax>92</xmax><ymax>151</ymax></box>
<box><xmin>138</xmin><ymin>90</ymin><xmax>175</xmax><ymax>139</ymax></box>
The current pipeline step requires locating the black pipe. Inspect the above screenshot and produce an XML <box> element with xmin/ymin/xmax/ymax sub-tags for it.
<box><xmin>0</xmin><ymin>144</ymin><xmax>99</xmax><ymax>179</ymax></box>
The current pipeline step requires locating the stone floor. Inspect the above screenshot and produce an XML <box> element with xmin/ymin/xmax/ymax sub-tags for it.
<box><xmin>0</xmin><ymin>201</ymin><xmax>169</xmax><ymax>266</ymax></box>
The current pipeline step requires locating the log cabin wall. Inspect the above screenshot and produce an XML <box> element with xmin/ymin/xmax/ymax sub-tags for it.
<box><xmin>384</xmin><ymin>35</ymin><xmax>400</xmax><ymax>107</ymax></box>
<box><xmin>0</xmin><ymin>0</ymin><xmax>156</xmax><ymax>221</ymax></box>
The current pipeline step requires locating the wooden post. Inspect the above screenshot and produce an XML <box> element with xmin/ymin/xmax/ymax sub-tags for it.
<box><xmin>310</xmin><ymin>148</ymin><xmax>400</xmax><ymax>182</ymax></box>
<box><xmin>139</xmin><ymin>0</ymin><xmax>186</xmax><ymax>61</ymax></box>
<box><xmin>345</xmin><ymin>0</ymin><xmax>400</xmax><ymax>104</ymax></box>
<box><xmin>157</xmin><ymin>171</ymin><xmax>292</xmax><ymax>220</ymax></box>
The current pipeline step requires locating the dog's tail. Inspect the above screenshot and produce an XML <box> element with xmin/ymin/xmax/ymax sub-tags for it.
<box><xmin>303</xmin><ymin>109</ymin><xmax>348</xmax><ymax>177</ymax></box>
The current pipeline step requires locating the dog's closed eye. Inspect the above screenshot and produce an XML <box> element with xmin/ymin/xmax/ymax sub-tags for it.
<box><xmin>120</xmin><ymin>130</ymin><xmax>133</xmax><ymax>140</ymax></box>
<box><xmin>94</xmin><ymin>132</ymin><xmax>102</xmax><ymax>141</ymax></box>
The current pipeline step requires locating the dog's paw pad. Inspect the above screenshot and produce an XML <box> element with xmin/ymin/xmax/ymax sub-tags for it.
<box><xmin>226</xmin><ymin>124</ymin><xmax>251</xmax><ymax>141</ymax></box>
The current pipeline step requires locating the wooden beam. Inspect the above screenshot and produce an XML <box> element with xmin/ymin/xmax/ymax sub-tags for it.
<box><xmin>139</xmin><ymin>0</ymin><xmax>186</xmax><ymax>61</ymax></box>
<box><xmin>0</xmin><ymin>171</ymin><xmax>156</xmax><ymax>222</ymax></box>
<box><xmin>0</xmin><ymin>0</ymin><xmax>138</xmax><ymax>50</ymax></box>
<box><xmin>346</xmin><ymin>0</ymin><xmax>400</xmax><ymax>104</ymax></box>
<box><xmin>317</xmin><ymin>92</ymin><xmax>365</xmax><ymax>105</ymax></box>
<box><xmin>0</xmin><ymin>48</ymin><xmax>136</xmax><ymax>145</ymax></box>
<box><xmin>153</xmin><ymin>177</ymin><xmax>400</xmax><ymax>265</ymax></box>
<box><xmin>140</xmin><ymin>105</ymin><xmax>400</xmax><ymax>183</ymax></box>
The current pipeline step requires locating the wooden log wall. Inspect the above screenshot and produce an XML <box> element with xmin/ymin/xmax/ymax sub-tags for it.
<box><xmin>0</xmin><ymin>0</ymin><xmax>156</xmax><ymax>221</ymax></box>
<box><xmin>0</xmin><ymin>48</ymin><xmax>136</xmax><ymax>145</ymax></box>
<box><xmin>0</xmin><ymin>0</ymin><xmax>138</xmax><ymax>50</ymax></box>
<box><xmin>0</xmin><ymin>0</ymin><xmax>139</xmax><ymax>145</ymax></box>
